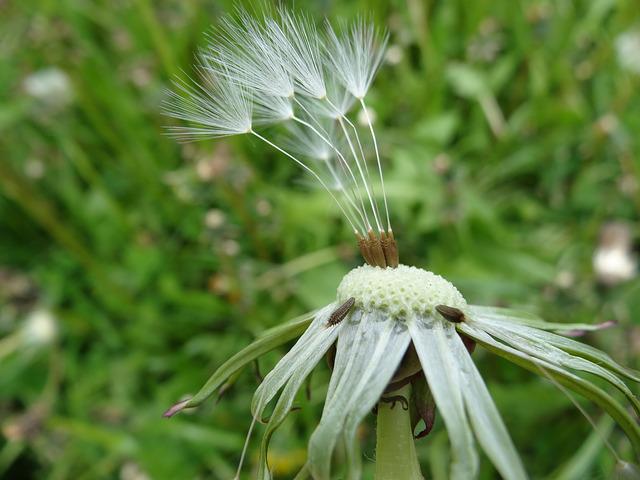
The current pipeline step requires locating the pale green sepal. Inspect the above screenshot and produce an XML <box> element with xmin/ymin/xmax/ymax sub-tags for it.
<box><xmin>476</xmin><ymin>319</ymin><xmax>640</xmax><ymax>416</ymax></box>
<box><xmin>256</xmin><ymin>312</ymin><xmax>346</xmax><ymax>479</ymax></box>
<box><xmin>252</xmin><ymin>303</ymin><xmax>339</xmax><ymax>419</ymax></box>
<box><xmin>342</xmin><ymin>319</ymin><xmax>411</xmax><ymax>478</ymax></box>
<box><xmin>173</xmin><ymin>311</ymin><xmax>314</xmax><ymax>412</ymax></box>
<box><xmin>343</xmin><ymin>431</ymin><xmax>362</xmax><ymax>480</ymax></box>
<box><xmin>458</xmin><ymin>323</ymin><xmax>640</xmax><ymax>457</ymax></box>
<box><xmin>469</xmin><ymin>305</ymin><xmax>610</xmax><ymax>333</ymax></box>
<box><xmin>308</xmin><ymin>310</ymin><xmax>410</xmax><ymax>480</ymax></box>
<box><xmin>473</xmin><ymin>314</ymin><xmax>640</xmax><ymax>383</ymax></box>
<box><xmin>408</xmin><ymin>316</ymin><xmax>479</xmax><ymax>480</ymax></box>
<box><xmin>448</xmin><ymin>328</ymin><xmax>528</xmax><ymax>480</ymax></box>
<box><xmin>292</xmin><ymin>463</ymin><xmax>310</xmax><ymax>480</ymax></box>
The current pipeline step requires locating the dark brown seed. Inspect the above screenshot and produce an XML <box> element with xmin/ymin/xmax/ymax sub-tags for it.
<box><xmin>381</xmin><ymin>229</ymin><xmax>399</xmax><ymax>268</ymax></box>
<box><xmin>356</xmin><ymin>233</ymin><xmax>374</xmax><ymax>266</ymax></box>
<box><xmin>435</xmin><ymin>305</ymin><xmax>465</xmax><ymax>323</ymax></box>
<box><xmin>368</xmin><ymin>230</ymin><xmax>387</xmax><ymax>268</ymax></box>
<box><xmin>327</xmin><ymin>297</ymin><xmax>355</xmax><ymax>326</ymax></box>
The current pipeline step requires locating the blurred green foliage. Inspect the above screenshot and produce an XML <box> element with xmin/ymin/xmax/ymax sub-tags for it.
<box><xmin>1</xmin><ymin>0</ymin><xmax>639</xmax><ymax>478</ymax></box>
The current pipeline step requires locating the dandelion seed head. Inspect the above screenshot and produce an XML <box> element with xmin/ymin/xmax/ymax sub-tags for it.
<box><xmin>337</xmin><ymin>265</ymin><xmax>467</xmax><ymax>318</ymax></box>
<box><xmin>163</xmin><ymin>8</ymin><xmax>640</xmax><ymax>480</ymax></box>
<box><xmin>164</xmin><ymin>6</ymin><xmax>391</xmax><ymax>237</ymax></box>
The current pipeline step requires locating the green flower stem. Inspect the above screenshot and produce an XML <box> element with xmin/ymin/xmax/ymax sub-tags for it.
<box><xmin>375</xmin><ymin>384</ymin><xmax>424</xmax><ymax>480</ymax></box>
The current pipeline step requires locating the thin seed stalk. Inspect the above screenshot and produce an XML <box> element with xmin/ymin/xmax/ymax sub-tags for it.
<box><xmin>375</xmin><ymin>384</ymin><xmax>424</xmax><ymax>480</ymax></box>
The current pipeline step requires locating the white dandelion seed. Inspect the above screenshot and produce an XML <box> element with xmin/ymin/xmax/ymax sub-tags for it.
<box><xmin>269</xmin><ymin>8</ymin><xmax>327</xmax><ymax>99</ymax></box>
<box><xmin>252</xmin><ymin>93</ymin><xmax>294</xmax><ymax>126</ymax></box>
<box><xmin>202</xmin><ymin>9</ymin><xmax>296</xmax><ymax>99</ymax></box>
<box><xmin>164</xmin><ymin>7</ymin><xmax>394</xmax><ymax>238</ymax></box>
<box><xmin>281</xmin><ymin>121</ymin><xmax>334</xmax><ymax>162</ymax></box>
<box><xmin>162</xmin><ymin>67</ymin><xmax>253</xmax><ymax>141</ymax></box>
<box><xmin>325</xmin><ymin>17</ymin><xmax>389</xmax><ymax>100</ymax></box>
<box><xmin>326</xmin><ymin>17</ymin><xmax>391</xmax><ymax>231</ymax></box>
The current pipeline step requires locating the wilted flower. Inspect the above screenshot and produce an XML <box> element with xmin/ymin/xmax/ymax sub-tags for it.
<box><xmin>163</xmin><ymin>6</ymin><xmax>640</xmax><ymax>479</ymax></box>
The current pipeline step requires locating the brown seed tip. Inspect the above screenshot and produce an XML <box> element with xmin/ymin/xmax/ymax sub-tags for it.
<box><xmin>435</xmin><ymin>305</ymin><xmax>465</xmax><ymax>323</ymax></box>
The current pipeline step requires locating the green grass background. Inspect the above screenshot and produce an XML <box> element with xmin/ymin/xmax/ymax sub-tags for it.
<box><xmin>1</xmin><ymin>0</ymin><xmax>639</xmax><ymax>478</ymax></box>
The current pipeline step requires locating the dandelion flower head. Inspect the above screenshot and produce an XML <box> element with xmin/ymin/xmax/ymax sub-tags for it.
<box><xmin>163</xmin><ymin>6</ymin><xmax>640</xmax><ymax>480</ymax></box>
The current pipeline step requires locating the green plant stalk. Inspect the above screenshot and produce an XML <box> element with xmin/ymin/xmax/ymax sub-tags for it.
<box><xmin>375</xmin><ymin>384</ymin><xmax>424</xmax><ymax>480</ymax></box>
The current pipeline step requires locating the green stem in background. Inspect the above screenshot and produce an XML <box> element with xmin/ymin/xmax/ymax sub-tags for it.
<box><xmin>375</xmin><ymin>384</ymin><xmax>424</xmax><ymax>480</ymax></box>
<box><xmin>133</xmin><ymin>0</ymin><xmax>177</xmax><ymax>77</ymax></box>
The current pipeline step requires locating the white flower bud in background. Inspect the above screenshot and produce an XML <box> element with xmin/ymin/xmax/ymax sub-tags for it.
<box><xmin>593</xmin><ymin>222</ymin><xmax>637</xmax><ymax>285</ymax></box>
<box><xmin>221</xmin><ymin>239</ymin><xmax>240</xmax><ymax>257</ymax></box>
<box><xmin>21</xmin><ymin>309</ymin><xmax>57</xmax><ymax>347</ymax></box>
<box><xmin>24</xmin><ymin>159</ymin><xmax>46</xmax><ymax>179</ymax></box>
<box><xmin>120</xmin><ymin>461</ymin><xmax>151</xmax><ymax>480</ymax></box>
<box><xmin>384</xmin><ymin>44</ymin><xmax>403</xmax><ymax>65</ymax></box>
<box><xmin>357</xmin><ymin>105</ymin><xmax>376</xmax><ymax>126</ymax></box>
<box><xmin>23</xmin><ymin>67</ymin><xmax>74</xmax><ymax>108</ymax></box>
<box><xmin>554</xmin><ymin>270</ymin><xmax>575</xmax><ymax>290</ymax></box>
<box><xmin>204</xmin><ymin>209</ymin><xmax>225</xmax><ymax>229</ymax></box>
<box><xmin>615</xmin><ymin>30</ymin><xmax>640</xmax><ymax>74</ymax></box>
<box><xmin>619</xmin><ymin>174</ymin><xmax>639</xmax><ymax>197</ymax></box>
<box><xmin>256</xmin><ymin>198</ymin><xmax>272</xmax><ymax>216</ymax></box>
<box><xmin>595</xmin><ymin>113</ymin><xmax>619</xmax><ymax>136</ymax></box>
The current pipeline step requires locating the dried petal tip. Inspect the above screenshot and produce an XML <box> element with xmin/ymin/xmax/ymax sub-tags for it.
<box><xmin>435</xmin><ymin>304</ymin><xmax>465</xmax><ymax>323</ymax></box>
<box><xmin>563</xmin><ymin>320</ymin><xmax>617</xmax><ymax>337</ymax></box>
<box><xmin>163</xmin><ymin>398</ymin><xmax>191</xmax><ymax>418</ymax></box>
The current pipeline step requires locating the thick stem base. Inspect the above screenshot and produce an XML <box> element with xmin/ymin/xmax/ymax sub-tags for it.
<box><xmin>375</xmin><ymin>384</ymin><xmax>424</xmax><ymax>480</ymax></box>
